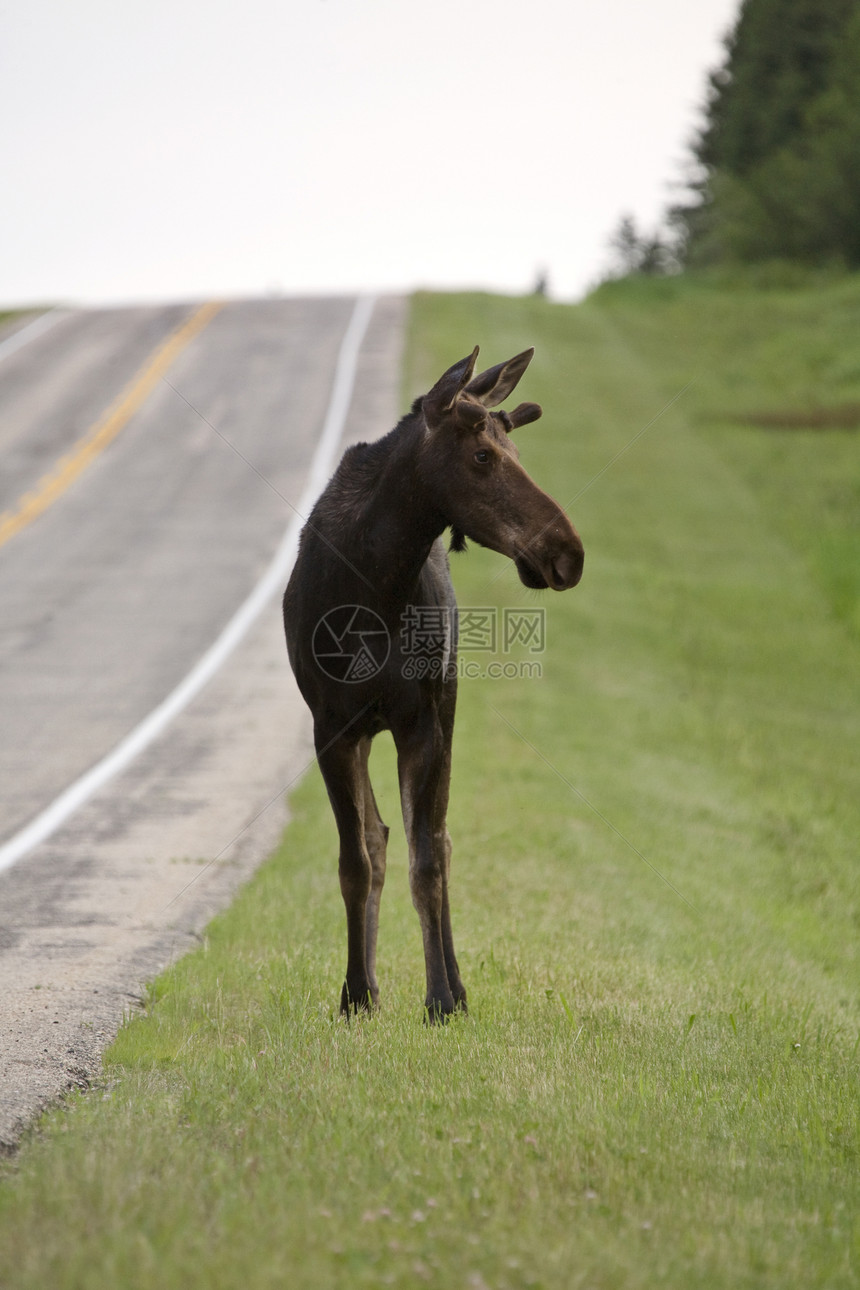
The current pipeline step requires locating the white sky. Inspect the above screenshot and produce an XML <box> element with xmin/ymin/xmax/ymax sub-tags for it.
<box><xmin>1</xmin><ymin>0</ymin><xmax>739</xmax><ymax>308</ymax></box>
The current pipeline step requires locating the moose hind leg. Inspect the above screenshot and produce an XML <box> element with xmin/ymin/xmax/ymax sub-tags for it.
<box><xmin>316</xmin><ymin>732</ymin><xmax>375</xmax><ymax>1014</ymax></box>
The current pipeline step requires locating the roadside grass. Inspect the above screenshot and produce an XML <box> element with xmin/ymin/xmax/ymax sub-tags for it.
<box><xmin>1</xmin><ymin>278</ymin><xmax>858</xmax><ymax>1288</ymax></box>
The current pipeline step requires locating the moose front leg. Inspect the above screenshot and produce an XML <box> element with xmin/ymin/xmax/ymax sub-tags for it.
<box><xmin>439</xmin><ymin>825</ymin><xmax>467</xmax><ymax>1012</ymax></box>
<box><xmin>358</xmin><ymin>738</ymin><xmax>388</xmax><ymax>1005</ymax></box>
<box><xmin>316</xmin><ymin>732</ymin><xmax>376</xmax><ymax>1015</ymax></box>
<box><xmin>395</xmin><ymin>714</ymin><xmax>462</xmax><ymax>1021</ymax></box>
<box><xmin>435</xmin><ymin>681</ymin><xmax>467</xmax><ymax>1012</ymax></box>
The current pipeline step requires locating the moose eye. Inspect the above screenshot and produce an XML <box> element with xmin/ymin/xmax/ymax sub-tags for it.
<box><xmin>474</xmin><ymin>449</ymin><xmax>491</xmax><ymax>465</ymax></box>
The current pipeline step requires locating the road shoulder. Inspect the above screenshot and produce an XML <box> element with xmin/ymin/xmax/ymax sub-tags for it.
<box><xmin>0</xmin><ymin>295</ymin><xmax>406</xmax><ymax>1153</ymax></box>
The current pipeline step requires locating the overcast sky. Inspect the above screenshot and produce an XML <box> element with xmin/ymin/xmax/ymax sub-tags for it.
<box><xmin>1</xmin><ymin>0</ymin><xmax>739</xmax><ymax>308</ymax></box>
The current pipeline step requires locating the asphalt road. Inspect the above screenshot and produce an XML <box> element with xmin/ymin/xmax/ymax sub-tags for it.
<box><xmin>0</xmin><ymin>294</ymin><xmax>405</xmax><ymax>1150</ymax></box>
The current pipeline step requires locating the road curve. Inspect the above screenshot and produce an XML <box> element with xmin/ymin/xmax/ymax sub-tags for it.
<box><xmin>0</xmin><ymin>295</ymin><xmax>406</xmax><ymax>1150</ymax></box>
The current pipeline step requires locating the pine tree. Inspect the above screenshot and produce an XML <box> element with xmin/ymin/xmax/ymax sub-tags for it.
<box><xmin>678</xmin><ymin>0</ymin><xmax>860</xmax><ymax>266</ymax></box>
<box><xmin>697</xmin><ymin>0</ymin><xmax>854</xmax><ymax>176</ymax></box>
<box><xmin>607</xmin><ymin>215</ymin><xmax>676</xmax><ymax>279</ymax></box>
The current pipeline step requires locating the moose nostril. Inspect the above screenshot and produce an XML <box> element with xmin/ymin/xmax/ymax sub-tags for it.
<box><xmin>551</xmin><ymin>549</ymin><xmax>584</xmax><ymax>590</ymax></box>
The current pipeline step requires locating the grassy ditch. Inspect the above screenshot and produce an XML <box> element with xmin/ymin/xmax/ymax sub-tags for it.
<box><xmin>1</xmin><ymin>277</ymin><xmax>858</xmax><ymax>1288</ymax></box>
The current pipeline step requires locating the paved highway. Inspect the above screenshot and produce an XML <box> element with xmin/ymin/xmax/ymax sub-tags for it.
<box><xmin>0</xmin><ymin>294</ymin><xmax>405</xmax><ymax>1148</ymax></box>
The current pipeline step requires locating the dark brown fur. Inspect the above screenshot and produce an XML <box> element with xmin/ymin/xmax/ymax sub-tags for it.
<box><xmin>283</xmin><ymin>347</ymin><xmax>584</xmax><ymax>1019</ymax></box>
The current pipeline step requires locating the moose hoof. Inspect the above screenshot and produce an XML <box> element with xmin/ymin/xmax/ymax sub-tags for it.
<box><xmin>340</xmin><ymin>981</ymin><xmax>377</xmax><ymax>1017</ymax></box>
<box><xmin>423</xmin><ymin>994</ymin><xmax>457</xmax><ymax>1025</ymax></box>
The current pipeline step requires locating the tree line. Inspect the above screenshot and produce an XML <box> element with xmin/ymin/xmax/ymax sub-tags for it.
<box><xmin>610</xmin><ymin>0</ymin><xmax>860</xmax><ymax>275</ymax></box>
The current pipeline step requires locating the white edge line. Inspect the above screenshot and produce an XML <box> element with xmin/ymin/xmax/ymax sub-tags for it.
<box><xmin>0</xmin><ymin>308</ymin><xmax>72</xmax><ymax>365</ymax></box>
<box><xmin>0</xmin><ymin>294</ymin><xmax>377</xmax><ymax>874</ymax></box>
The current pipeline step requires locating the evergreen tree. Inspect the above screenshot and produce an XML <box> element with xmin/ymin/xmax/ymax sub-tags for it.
<box><xmin>607</xmin><ymin>215</ymin><xmax>676</xmax><ymax>279</ymax></box>
<box><xmin>697</xmin><ymin>0</ymin><xmax>854</xmax><ymax>176</ymax></box>
<box><xmin>678</xmin><ymin>0</ymin><xmax>860</xmax><ymax>267</ymax></box>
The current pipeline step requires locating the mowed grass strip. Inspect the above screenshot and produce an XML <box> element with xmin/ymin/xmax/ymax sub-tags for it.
<box><xmin>1</xmin><ymin>279</ymin><xmax>858</xmax><ymax>1289</ymax></box>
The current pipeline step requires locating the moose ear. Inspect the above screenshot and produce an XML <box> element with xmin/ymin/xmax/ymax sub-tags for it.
<box><xmin>506</xmin><ymin>401</ymin><xmax>542</xmax><ymax>430</ymax></box>
<box><xmin>423</xmin><ymin>347</ymin><xmax>480</xmax><ymax>420</ymax></box>
<box><xmin>465</xmin><ymin>348</ymin><xmax>534</xmax><ymax>408</ymax></box>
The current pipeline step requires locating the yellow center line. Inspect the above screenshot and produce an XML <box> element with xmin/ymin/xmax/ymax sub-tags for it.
<box><xmin>0</xmin><ymin>300</ymin><xmax>224</xmax><ymax>551</ymax></box>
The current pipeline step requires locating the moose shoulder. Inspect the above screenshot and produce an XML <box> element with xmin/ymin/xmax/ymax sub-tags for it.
<box><xmin>283</xmin><ymin>346</ymin><xmax>583</xmax><ymax>1020</ymax></box>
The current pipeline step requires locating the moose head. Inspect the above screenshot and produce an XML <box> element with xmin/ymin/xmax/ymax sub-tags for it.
<box><xmin>419</xmin><ymin>346</ymin><xmax>584</xmax><ymax>591</ymax></box>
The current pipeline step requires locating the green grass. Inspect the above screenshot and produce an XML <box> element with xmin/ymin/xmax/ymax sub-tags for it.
<box><xmin>1</xmin><ymin>277</ymin><xmax>859</xmax><ymax>1288</ymax></box>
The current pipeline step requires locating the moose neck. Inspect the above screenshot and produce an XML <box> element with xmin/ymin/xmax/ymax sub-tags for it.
<box><xmin>355</xmin><ymin>422</ymin><xmax>447</xmax><ymax>601</ymax></box>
